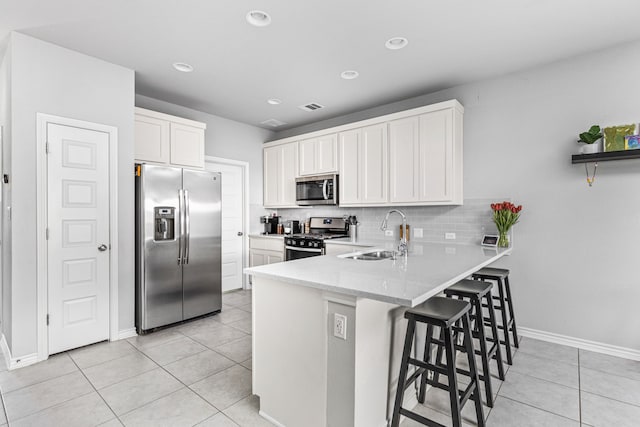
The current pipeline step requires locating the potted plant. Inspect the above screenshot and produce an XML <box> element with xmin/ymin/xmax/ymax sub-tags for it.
<box><xmin>578</xmin><ymin>125</ymin><xmax>603</xmax><ymax>154</ymax></box>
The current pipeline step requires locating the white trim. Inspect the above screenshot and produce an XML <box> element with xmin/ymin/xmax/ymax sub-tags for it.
<box><xmin>519</xmin><ymin>327</ymin><xmax>640</xmax><ymax>361</ymax></box>
<box><xmin>134</xmin><ymin>107</ymin><xmax>206</xmax><ymax>129</ymax></box>
<box><xmin>258</xmin><ymin>410</ymin><xmax>286</xmax><ymax>427</ymax></box>
<box><xmin>1</xmin><ymin>334</ymin><xmax>38</xmax><ymax>370</ymax></box>
<box><xmin>117</xmin><ymin>328</ymin><xmax>138</xmax><ymax>340</ymax></box>
<box><xmin>204</xmin><ymin>156</ymin><xmax>250</xmax><ymax>290</ymax></box>
<box><xmin>36</xmin><ymin>113</ymin><xmax>119</xmax><ymax>363</ymax></box>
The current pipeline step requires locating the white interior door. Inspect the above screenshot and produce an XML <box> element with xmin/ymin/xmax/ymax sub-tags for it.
<box><xmin>47</xmin><ymin>123</ymin><xmax>110</xmax><ymax>354</ymax></box>
<box><xmin>207</xmin><ymin>161</ymin><xmax>245</xmax><ymax>291</ymax></box>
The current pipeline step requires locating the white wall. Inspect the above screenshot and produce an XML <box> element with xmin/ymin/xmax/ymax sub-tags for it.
<box><xmin>275</xmin><ymin>39</ymin><xmax>640</xmax><ymax>351</ymax></box>
<box><xmin>135</xmin><ymin>95</ymin><xmax>274</xmax><ymax>233</ymax></box>
<box><xmin>7</xmin><ymin>32</ymin><xmax>135</xmax><ymax>357</ymax></box>
<box><xmin>0</xmin><ymin>41</ymin><xmax>12</xmax><ymax>348</ymax></box>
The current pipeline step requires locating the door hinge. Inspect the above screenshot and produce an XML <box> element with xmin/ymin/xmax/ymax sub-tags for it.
<box><xmin>45</xmin><ymin>227</ymin><xmax>49</xmax><ymax>240</ymax></box>
<box><xmin>46</xmin><ymin>314</ymin><xmax>49</xmax><ymax>326</ymax></box>
<box><xmin>45</xmin><ymin>142</ymin><xmax>49</xmax><ymax>154</ymax></box>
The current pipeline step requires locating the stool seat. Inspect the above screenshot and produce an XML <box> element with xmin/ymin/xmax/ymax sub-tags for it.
<box><xmin>407</xmin><ymin>297</ymin><xmax>471</xmax><ymax>327</ymax></box>
<box><xmin>445</xmin><ymin>279</ymin><xmax>492</xmax><ymax>298</ymax></box>
<box><xmin>474</xmin><ymin>267</ymin><xmax>509</xmax><ymax>279</ymax></box>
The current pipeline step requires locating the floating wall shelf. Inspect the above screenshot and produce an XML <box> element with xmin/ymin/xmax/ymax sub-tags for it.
<box><xmin>571</xmin><ymin>150</ymin><xmax>640</xmax><ymax>164</ymax></box>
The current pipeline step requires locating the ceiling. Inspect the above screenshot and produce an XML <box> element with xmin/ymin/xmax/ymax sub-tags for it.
<box><xmin>2</xmin><ymin>0</ymin><xmax>640</xmax><ymax>131</ymax></box>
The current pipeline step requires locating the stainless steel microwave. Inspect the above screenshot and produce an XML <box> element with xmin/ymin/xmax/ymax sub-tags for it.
<box><xmin>295</xmin><ymin>174</ymin><xmax>338</xmax><ymax>205</ymax></box>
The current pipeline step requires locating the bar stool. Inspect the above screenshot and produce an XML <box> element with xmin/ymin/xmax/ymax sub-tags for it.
<box><xmin>472</xmin><ymin>267</ymin><xmax>519</xmax><ymax>365</ymax></box>
<box><xmin>391</xmin><ymin>297</ymin><xmax>485</xmax><ymax>427</ymax></box>
<box><xmin>442</xmin><ymin>279</ymin><xmax>505</xmax><ymax>407</ymax></box>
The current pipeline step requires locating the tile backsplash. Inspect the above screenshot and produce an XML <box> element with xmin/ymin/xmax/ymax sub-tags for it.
<box><xmin>274</xmin><ymin>198</ymin><xmax>510</xmax><ymax>244</ymax></box>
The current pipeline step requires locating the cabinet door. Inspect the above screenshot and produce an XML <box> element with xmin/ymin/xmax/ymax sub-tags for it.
<box><xmin>135</xmin><ymin>115</ymin><xmax>169</xmax><ymax>164</ymax></box>
<box><xmin>281</xmin><ymin>142</ymin><xmax>298</xmax><ymax>205</ymax></box>
<box><xmin>264</xmin><ymin>142</ymin><xmax>298</xmax><ymax>207</ymax></box>
<box><xmin>298</xmin><ymin>138</ymin><xmax>316</xmax><ymax>176</ymax></box>
<box><xmin>170</xmin><ymin>123</ymin><xmax>205</xmax><ymax>169</ymax></box>
<box><xmin>250</xmin><ymin>250</ymin><xmax>267</xmax><ymax>267</ymax></box>
<box><xmin>339</xmin><ymin>130</ymin><xmax>360</xmax><ymax>205</ymax></box>
<box><xmin>263</xmin><ymin>146</ymin><xmax>280</xmax><ymax>207</ymax></box>
<box><xmin>389</xmin><ymin>117</ymin><xmax>420</xmax><ymax>203</ymax></box>
<box><xmin>419</xmin><ymin>110</ymin><xmax>454</xmax><ymax>202</ymax></box>
<box><xmin>266</xmin><ymin>252</ymin><xmax>284</xmax><ymax>264</ymax></box>
<box><xmin>361</xmin><ymin>124</ymin><xmax>388</xmax><ymax>204</ymax></box>
<box><xmin>316</xmin><ymin>134</ymin><xmax>337</xmax><ymax>173</ymax></box>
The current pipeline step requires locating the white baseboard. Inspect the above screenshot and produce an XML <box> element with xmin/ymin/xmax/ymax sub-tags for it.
<box><xmin>1</xmin><ymin>334</ymin><xmax>39</xmax><ymax>370</ymax></box>
<box><xmin>258</xmin><ymin>410</ymin><xmax>286</xmax><ymax>427</ymax></box>
<box><xmin>116</xmin><ymin>328</ymin><xmax>138</xmax><ymax>340</ymax></box>
<box><xmin>519</xmin><ymin>326</ymin><xmax>640</xmax><ymax>361</ymax></box>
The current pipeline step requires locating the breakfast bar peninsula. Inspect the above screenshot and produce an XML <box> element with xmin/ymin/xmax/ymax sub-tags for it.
<box><xmin>244</xmin><ymin>242</ymin><xmax>511</xmax><ymax>427</ymax></box>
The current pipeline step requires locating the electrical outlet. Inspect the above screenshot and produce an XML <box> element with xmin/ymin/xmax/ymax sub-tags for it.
<box><xmin>445</xmin><ymin>232</ymin><xmax>456</xmax><ymax>240</ymax></box>
<box><xmin>385</xmin><ymin>230</ymin><xmax>393</xmax><ymax>237</ymax></box>
<box><xmin>414</xmin><ymin>228</ymin><xmax>423</xmax><ymax>238</ymax></box>
<box><xmin>334</xmin><ymin>313</ymin><xmax>347</xmax><ymax>340</ymax></box>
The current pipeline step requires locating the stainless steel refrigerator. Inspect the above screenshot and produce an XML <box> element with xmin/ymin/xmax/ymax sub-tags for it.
<box><xmin>135</xmin><ymin>164</ymin><xmax>222</xmax><ymax>333</ymax></box>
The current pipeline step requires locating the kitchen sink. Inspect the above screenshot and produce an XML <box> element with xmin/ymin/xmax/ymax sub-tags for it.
<box><xmin>343</xmin><ymin>250</ymin><xmax>397</xmax><ymax>260</ymax></box>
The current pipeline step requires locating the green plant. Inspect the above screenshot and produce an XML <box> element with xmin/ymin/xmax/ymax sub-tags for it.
<box><xmin>578</xmin><ymin>125</ymin><xmax>603</xmax><ymax>144</ymax></box>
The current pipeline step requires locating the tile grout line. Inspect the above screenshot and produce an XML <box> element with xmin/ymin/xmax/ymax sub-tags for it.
<box><xmin>69</xmin><ymin>351</ymin><xmax>123</xmax><ymax>426</ymax></box>
<box><xmin>0</xmin><ymin>385</ymin><xmax>9</xmax><ymax>427</ymax></box>
<box><xmin>498</xmin><ymin>395</ymin><xmax>582</xmax><ymax>424</ymax></box>
<box><xmin>578</xmin><ymin>350</ymin><xmax>582</xmax><ymax>425</ymax></box>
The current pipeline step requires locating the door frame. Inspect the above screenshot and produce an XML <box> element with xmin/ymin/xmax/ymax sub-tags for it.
<box><xmin>35</xmin><ymin>113</ymin><xmax>119</xmax><ymax>361</ymax></box>
<box><xmin>204</xmin><ymin>156</ymin><xmax>250</xmax><ymax>289</ymax></box>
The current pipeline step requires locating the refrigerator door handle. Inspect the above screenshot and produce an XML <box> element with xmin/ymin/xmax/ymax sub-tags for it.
<box><xmin>184</xmin><ymin>189</ymin><xmax>190</xmax><ymax>264</ymax></box>
<box><xmin>178</xmin><ymin>189</ymin><xmax>184</xmax><ymax>265</ymax></box>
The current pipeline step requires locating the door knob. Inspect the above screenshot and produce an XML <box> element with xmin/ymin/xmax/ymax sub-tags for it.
<box><xmin>98</xmin><ymin>244</ymin><xmax>108</xmax><ymax>252</ymax></box>
<box><xmin>237</xmin><ymin>232</ymin><xmax>243</xmax><ymax>236</ymax></box>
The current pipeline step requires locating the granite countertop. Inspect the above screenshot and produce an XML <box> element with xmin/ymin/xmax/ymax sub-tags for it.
<box><xmin>244</xmin><ymin>242</ymin><xmax>512</xmax><ymax>307</ymax></box>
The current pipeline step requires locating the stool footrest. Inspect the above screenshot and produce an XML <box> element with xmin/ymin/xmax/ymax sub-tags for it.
<box><xmin>408</xmin><ymin>358</ymin><xmax>449</xmax><ymax>376</ymax></box>
<box><xmin>399</xmin><ymin>408</ymin><xmax>447</xmax><ymax>427</ymax></box>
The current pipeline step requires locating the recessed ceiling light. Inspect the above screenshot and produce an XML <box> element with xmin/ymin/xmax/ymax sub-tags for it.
<box><xmin>341</xmin><ymin>70</ymin><xmax>359</xmax><ymax>80</ymax></box>
<box><xmin>267</xmin><ymin>98</ymin><xmax>282</xmax><ymax>105</ymax></box>
<box><xmin>173</xmin><ymin>62</ymin><xmax>194</xmax><ymax>73</ymax></box>
<box><xmin>385</xmin><ymin>37</ymin><xmax>409</xmax><ymax>50</ymax></box>
<box><xmin>246</xmin><ymin>10</ymin><xmax>271</xmax><ymax>27</ymax></box>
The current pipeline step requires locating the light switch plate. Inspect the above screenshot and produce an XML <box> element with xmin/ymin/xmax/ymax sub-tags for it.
<box><xmin>414</xmin><ymin>228</ymin><xmax>423</xmax><ymax>238</ymax></box>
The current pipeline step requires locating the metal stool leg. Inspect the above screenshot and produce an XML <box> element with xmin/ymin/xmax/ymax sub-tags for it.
<box><xmin>496</xmin><ymin>279</ymin><xmax>514</xmax><ymax>365</ymax></box>
<box><xmin>462</xmin><ymin>312</ymin><xmax>485</xmax><ymax>427</ymax></box>
<box><xmin>391</xmin><ymin>320</ymin><xmax>416</xmax><ymax>427</ymax></box>
<box><xmin>485</xmin><ymin>292</ymin><xmax>505</xmax><ymax>381</ymax></box>
<box><xmin>504</xmin><ymin>276</ymin><xmax>519</xmax><ymax>348</ymax></box>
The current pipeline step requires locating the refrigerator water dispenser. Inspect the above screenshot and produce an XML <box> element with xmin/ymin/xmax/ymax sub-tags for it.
<box><xmin>154</xmin><ymin>207</ymin><xmax>175</xmax><ymax>241</ymax></box>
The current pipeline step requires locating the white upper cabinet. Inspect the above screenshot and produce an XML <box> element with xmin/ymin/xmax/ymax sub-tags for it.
<box><xmin>389</xmin><ymin>107</ymin><xmax>462</xmax><ymax>205</ymax></box>
<box><xmin>339</xmin><ymin>124</ymin><xmax>388</xmax><ymax>206</ymax></box>
<box><xmin>264</xmin><ymin>142</ymin><xmax>298</xmax><ymax>208</ymax></box>
<box><xmin>298</xmin><ymin>134</ymin><xmax>338</xmax><ymax>176</ymax></box>
<box><xmin>134</xmin><ymin>107</ymin><xmax>206</xmax><ymax>169</ymax></box>
<box><xmin>263</xmin><ymin>99</ymin><xmax>463</xmax><ymax>207</ymax></box>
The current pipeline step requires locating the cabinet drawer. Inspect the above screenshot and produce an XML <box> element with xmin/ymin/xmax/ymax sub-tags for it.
<box><xmin>249</xmin><ymin>237</ymin><xmax>284</xmax><ymax>252</ymax></box>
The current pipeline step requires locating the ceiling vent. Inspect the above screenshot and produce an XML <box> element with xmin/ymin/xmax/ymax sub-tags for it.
<box><xmin>298</xmin><ymin>103</ymin><xmax>325</xmax><ymax>112</ymax></box>
<box><xmin>260</xmin><ymin>118</ymin><xmax>287</xmax><ymax>127</ymax></box>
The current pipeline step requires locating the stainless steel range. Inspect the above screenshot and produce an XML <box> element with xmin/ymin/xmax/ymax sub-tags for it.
<box><xmin>285</xmin><ymin>217</ymin><xmax>348</xmax><ymax>261</ymax></box>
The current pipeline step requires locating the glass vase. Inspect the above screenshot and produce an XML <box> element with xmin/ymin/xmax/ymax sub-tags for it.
<box><xmin>498</xmin><ymin>230</ymin><xmax>510</xmax><ymax>248</ymax></box>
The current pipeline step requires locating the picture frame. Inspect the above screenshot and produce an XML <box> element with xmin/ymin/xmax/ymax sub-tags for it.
<box><xmin>481</xmin><ymin>234</ymin><xmax>499</xmax><ymax>247</ymax></box>
<box><xmin>624</xmin><ymin>134</ymin><xmax>640</xmax><ymax>150</ymax></box>
<box><xmin>604</xmin><ymin>124</ymin><xmax>637</xmax><ymax>152</ymax></box>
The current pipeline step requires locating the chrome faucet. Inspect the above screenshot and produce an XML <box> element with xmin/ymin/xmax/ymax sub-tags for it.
<box><xmin>380</xmin><ymin>209</ymin><xmax>408</xmax><ymax>255</ymax></box>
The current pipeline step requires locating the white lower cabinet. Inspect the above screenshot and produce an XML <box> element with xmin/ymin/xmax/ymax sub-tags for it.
<box><xmin>249</xmin><ymin>236</ymin><xmax>284</xmax><ymax>284</ymax></box>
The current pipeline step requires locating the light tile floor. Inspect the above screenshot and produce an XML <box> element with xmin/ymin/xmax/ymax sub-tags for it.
<box><xmin>0</xmin><ymin>290</ymin><xmax>638</xmax><ymax>426</ymax></box>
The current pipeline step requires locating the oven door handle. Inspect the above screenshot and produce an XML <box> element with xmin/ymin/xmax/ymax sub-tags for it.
<box><xmin>322</xmin><ymin>180</ymin><xmax>328</xmax><ymax>200</ymax></box>
<box><xmin>285</xmin><ymin>246</ymin><xmax>323</xmax><ymax>253</ymax></box>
